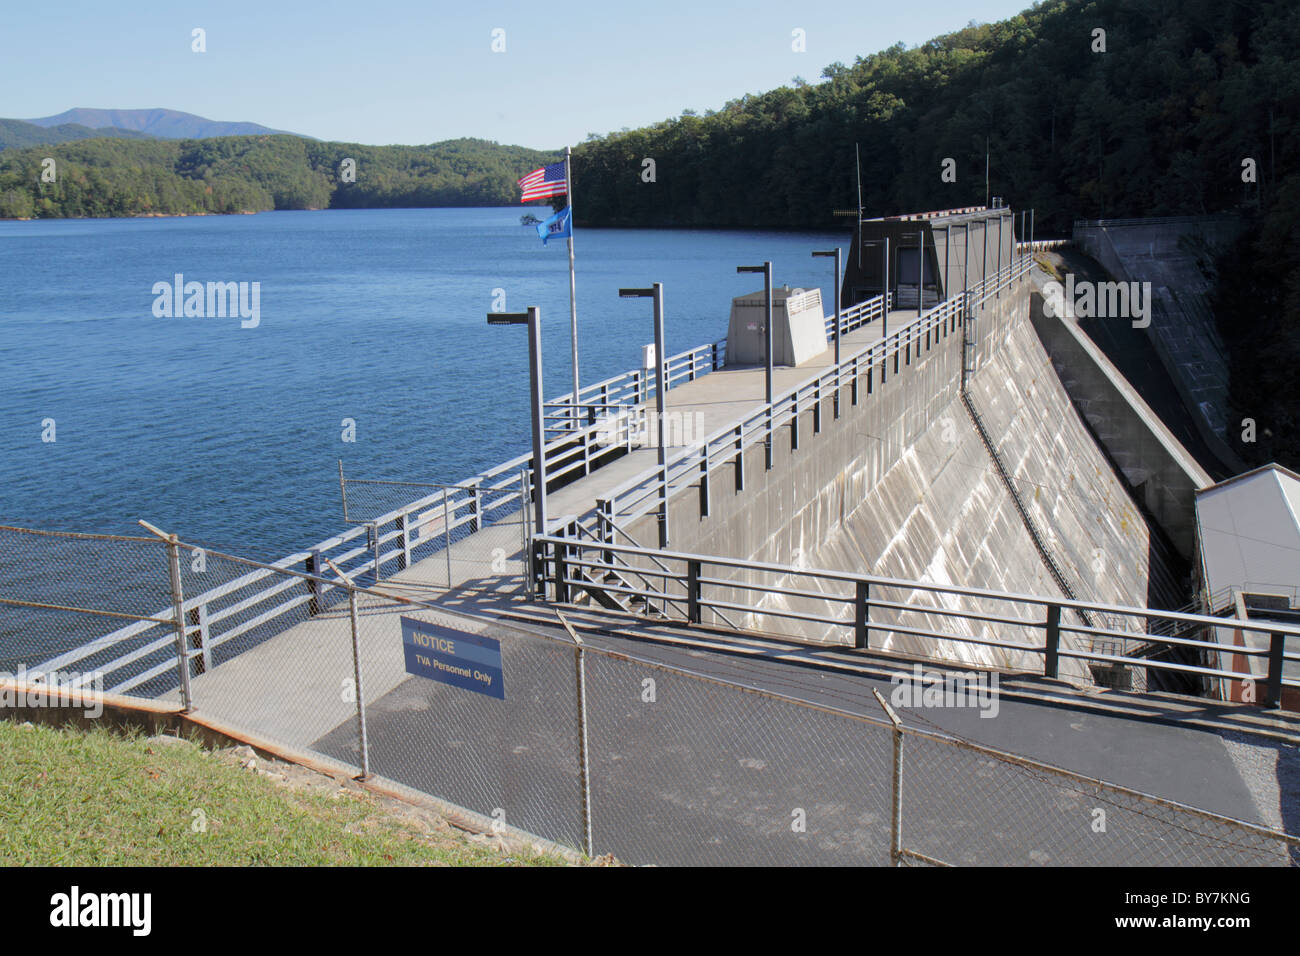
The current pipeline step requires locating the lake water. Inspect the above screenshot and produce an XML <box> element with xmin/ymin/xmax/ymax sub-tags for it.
<box><xmin>0</xmin><ymin>208</ymin><xmax>847</xmax><ymax>559</ymax></box>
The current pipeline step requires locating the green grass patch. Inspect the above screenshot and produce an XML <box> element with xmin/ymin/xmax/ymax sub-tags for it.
<box><xmin>0</xmin><ymin>720</ymin><xmax>566</xmax><ymax>866</ymax></box>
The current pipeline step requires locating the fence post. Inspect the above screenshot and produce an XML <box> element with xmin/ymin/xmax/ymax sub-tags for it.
<box><xmin>554</xmin><ymin>611</ymin><xmax>595</xmax><ymax>858</ymax></box>
<box><xmin>1267</xmin><ymin>631</ymin><xmax>1286</xmax><ymax>708</ymax></box>
<box><xmin>734</xmin><ymin>424</ymin><xmax>745</xmax><ymax>492</ymax></box>
<box><xmin>163</xmin><ymin>534</ymin><xmax>194</xmax><ymax>712</ymax></box>
<box><xmin>442</xmin><ymin>491</ymin><xmax>453</xmax><ymax>590</ymax></box>
<box><xmin>873</xmin><ymin>689</ymin><xmax>905</xmax><ymax>867</ymax></box>
<box><xmin>521</xmin><ymin>468</ymin><xmax>535</xmax><ymax>601</ymax></box>
<box><xmin>369</xmin><ymin>521</ymin><xmax>381</xmax><ymax>585</ymax></box>
<box><xmin>855</xmin><ymin>581</ymin><xmax>870</xmax><ymax>649</ymax></box>
<box><xmin>347</xmin><ymin>588</ymin><xmax>370</xmax><ymax>780</ymax></box>
<box><xmin>306</xmin><ymin>550</ymin><xmax>322</xmax><ymax>616</ymax></box>
<box><xmin>470</xmin><ymin>481</ymin><xmax>483</xmax><ymax>534</ymax></box>
<box><xmin>698</xmin><ymin>445</ymin><xmax>711</xmax><ymax>518</ymax></box>
<box><xmin>555</xmin><ymin>537</ymin><xmax>570</xmax><ymax>603</ymax></box>
<box><xmin>597</xmin><ymin>498</ymin><xmax>614</xmax><ymax>565</ymax></box>
<box><xmin>687</xmin><ymin>559</ymin><xmax>702</xmax><ymax>624</ymax></box>
<box><xmin>399</xmin><ymin>514</ymin><xmax>412</xmax><ymax>570</ymax></box>
<box><xmin>1044</xmin><ymin>604</ymin><xmax>1061</xmax><ymax>679</ymax></box>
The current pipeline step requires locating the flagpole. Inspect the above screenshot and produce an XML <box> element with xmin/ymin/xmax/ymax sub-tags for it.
<box><xmin>565</xmin><ymin>145</ymin><xmax>580</xmax><ymax>430</ymax></box>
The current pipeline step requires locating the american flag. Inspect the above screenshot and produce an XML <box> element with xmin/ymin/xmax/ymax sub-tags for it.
<box><xmin>518</xmin><ymin>160</ymin><xmax>567</xmax><ymax>202</ymax></box>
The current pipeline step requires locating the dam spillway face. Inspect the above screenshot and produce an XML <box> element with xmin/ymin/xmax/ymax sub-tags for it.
<box><xmin>646</xmin><ymin>273</ymin><xmax>1179</xmax><ymax>685</ymax></box>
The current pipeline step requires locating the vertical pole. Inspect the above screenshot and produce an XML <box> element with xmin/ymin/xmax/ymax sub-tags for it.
<box><xmin>165</xmin><ymin>535</ymin><xmax>193</xmax><ymax>712</ymax></box>
<box><xmin>917</xmin><ymin>230</ymin><xmax>924</xmax><ymax>320</ymax></box>
<box><xmin>338</xmin><ymin>459</ymin><xmax>348</xmax><ymax>523</ymax></box>
<box><xmin>306</xmin><ymin>551</ymin><xmax>321</xmax><ymax>615</ymax></box>
<box><xmin>687</xmin><ymin>559</ymin><xmax>702</xmax><ymax>624</ymax></box>
<box><xmin>873</xmin><ymin>689</ymin><xmax>904</xmax><ymax>867</ymax></box>
<box><xmin>855</xmin><ymin>580</ymin><xmax>870</xmax><ymax>649</ymax></box>
<box><xmin>527</xmin><ymin>306</ymin><xmax>549</xmax><ymax>539</ymax></box>
<box><xmin>997</xmin><ymin>211</ymin><xmax>1003</xmax><ymax>296</ymax></box>
<box><xmin>443</xmin><ymin>489</ymin><xmax>452</xmax><ymax>589</ymax></box>
<box><xmin>522</xmin><ymin>468</ymin><xmax>533</xmax><ymax>600</ymax></box>
<box><xmin>963</xmin><ymin>223</ymin><xmax>970</xmax><ymax>295</ymax></box>
<box><xmin>653</xmin><ymin>283</ymin><xmax>668</xmax><ymax>548</ymax></box>
<box><xmin>833</xmin><ymin>248</ymin><xmax>842</xmax><ymax>418</ymax></box>
<box><xmin>1030</xmin><ymin>208</ymin><xmax>1035</xmax><ymax>248</ymax></box>
<box><xmin>982</xmin><ymin>216</ymin><xmax>988</xmax><ymax>292</ymax></box>
<box><xmin>565</xmin><ymin>146</ymin><xmax>580</xmax><ymax>431</ymax></box>
<box><xmin>882</xmin><ymin>238</ymin><xmax>889</xmax><ymax>338</ymax></box>
<box><xmin>1044</xmin><ymin>604</ymin><xmax>1061</xmax><ymax>679</ymax></box>
<box><xmin>348</xmin><ymin>588</ymin><xmax>370</xmax><ymax>779</ymax></box>
<box><xmin>764</xmin><ymin>261</ymin><xmax>774</xmax><ymax>471</ymax></box>
<box><xmin>1266</xmin><ymin>632</ymin><xmax>1286</xmax><ymax>708</ymax></box>
<box><xmin>564</xmin><ymin>624</ymin><xmax>594</xmax><ymax>858</ymax></box>
<box><xmin>943</xmin><ymin>226</ymin><xmax>950</xmax><ymax>302</ymax></box>
<box><xmin>370</xmin><ymin>521</ymin><xmax>381</xmax><ymax>584</ymax></box>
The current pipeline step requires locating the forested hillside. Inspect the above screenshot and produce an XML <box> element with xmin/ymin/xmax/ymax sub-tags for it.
<box><xmin>0</xmin><ymin>118</ymin><xmax>152</xmax><ymax>151</ymax></box>
<box><xmin>572</xmin><ymin>0</ymin><xmax>1292</xmax><ymax>234</ymax></box>
<box><xmin>0</xmin><ymin>136</ymin><xmax>557</xmax><ymax>219</ymax></box>
<box><xmin>570</xmin><ymin>0</ymin><xmax>1299</xmax><ymax>467</ymax></box>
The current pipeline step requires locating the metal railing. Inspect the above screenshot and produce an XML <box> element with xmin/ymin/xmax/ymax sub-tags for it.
<box><xmin>592</xmin><ymin>258</ymin><xmax>1029</xmax><ymax>530</ymax></box>
<box><xmin>541</xmin><ymin>291</ymin><xmax>895</xmax><ymax>441</ymax></box>
<box><xmin>4</xmin><ymin>528</ymin><xmax>1295</xmax><ymax>866</ymax></box>
<box><xmin>535</xmin><ymin>535</ymin><xmax>1300</xmax><ymax>708</ymax></box>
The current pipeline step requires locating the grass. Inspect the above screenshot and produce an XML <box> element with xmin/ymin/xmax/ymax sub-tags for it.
<box><xmin>0</xmin><ymin>720</ymin><xmax>567</xmax><ymax>866</ymax></box>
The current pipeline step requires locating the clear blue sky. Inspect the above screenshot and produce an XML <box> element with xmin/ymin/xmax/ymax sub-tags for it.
<box><xmin>2</xmin><ymin>0</ymin><xmax>1035</xmax><ymax>149</ymax></box>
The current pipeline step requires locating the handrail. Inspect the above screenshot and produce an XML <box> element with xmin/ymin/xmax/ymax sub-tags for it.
<box><xmin>536</xmin><ymin>534</ymin><xmax>1300</xmax><ymax>703</ymax></box>
<box><xmin>598</xmin><ymin>268</ymin><xmax>1007</xmax><ymax>523</ymax></box>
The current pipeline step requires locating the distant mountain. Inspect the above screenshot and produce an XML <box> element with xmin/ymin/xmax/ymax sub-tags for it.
<box><xmin>23</xmin><ymin>108</ymin><xmax>303</xmax><ymax>140</ymax></box>
<box><xmin>0</xmin><ymin>118</ymin><xmax>153</xmax><ymax>151</ymax></box>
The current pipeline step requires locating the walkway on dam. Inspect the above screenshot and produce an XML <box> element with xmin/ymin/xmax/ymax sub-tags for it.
<box><xmin>378</xmin><ymin>307</ymin><xmax>922</xmax><ymax>596</ymax></box>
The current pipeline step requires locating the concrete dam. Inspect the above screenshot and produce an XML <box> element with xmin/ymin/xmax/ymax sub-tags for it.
<box><xmin>598</xmin><ymin>213</ymin><xmax>1202</xmax><ymax>690</ymax></box>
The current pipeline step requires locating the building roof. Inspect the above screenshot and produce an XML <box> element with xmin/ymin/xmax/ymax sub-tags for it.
<box><xmin>1195</xmin><ymin>463</ymin><xmax>1300</xmax><ymax>606</ymax></box>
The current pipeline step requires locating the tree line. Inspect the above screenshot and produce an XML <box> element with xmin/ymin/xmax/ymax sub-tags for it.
<box><xmin>0</xmin><ymin>135</ymin><xmax>558</xmax><ymax>220</ymax></box>
<box><xmin>569</xmin><ymin>0</ymin><xmax>1300</xmax><ymax>468</ymax></box>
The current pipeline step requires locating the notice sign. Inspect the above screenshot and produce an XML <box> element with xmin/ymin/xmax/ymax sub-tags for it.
<box><xmin>401</xmin><ymin>616</ymin><xmax>505</xmax><ymax>700</ymax></box>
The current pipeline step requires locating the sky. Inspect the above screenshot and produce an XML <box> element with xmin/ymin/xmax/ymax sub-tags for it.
<box><xmin>1</xmin><ymin>0</ymin><xmax>1037</xmax><ymax>150</ymax></box>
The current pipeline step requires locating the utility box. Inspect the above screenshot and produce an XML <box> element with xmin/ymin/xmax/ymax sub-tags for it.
<box><xmin>725</xmin><ymin>287</ymin><xmax>827</xmax><ymax>368</ymax></box>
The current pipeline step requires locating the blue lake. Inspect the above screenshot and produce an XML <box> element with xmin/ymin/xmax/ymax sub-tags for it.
<box><xmin>0</xmin><ymin>207</ymin><xmax>847</xmax><ymax>558</ymax></box>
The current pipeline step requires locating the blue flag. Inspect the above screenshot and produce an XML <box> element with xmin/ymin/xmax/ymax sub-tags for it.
<box><xmin>537</xmin><ymin>206</ymin><xmax>572</xmax><ymax>245</ymax></box>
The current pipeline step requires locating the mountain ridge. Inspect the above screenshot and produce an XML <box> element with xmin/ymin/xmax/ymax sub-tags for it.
<box><xmin>22</xmin><ymin>108</ymin><xmax>303</xmax><ymax>140</ymax></box>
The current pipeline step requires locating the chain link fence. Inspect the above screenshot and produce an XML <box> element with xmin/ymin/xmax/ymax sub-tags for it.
<box><xmin>1</xmin><ymin>523</ymin><xmax>1297</xmax><ymax>866</ymax></box>
<box><xmin>336</xmin><ymin>469</ymin><xmax>532</xmax><ymax>595</ymax></box>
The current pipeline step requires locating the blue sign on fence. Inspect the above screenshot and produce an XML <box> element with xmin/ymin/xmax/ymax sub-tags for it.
<box><xmin>400</xmin><ymin>616</ymin><xmax>505</xmax><ymax>700</ymax></box>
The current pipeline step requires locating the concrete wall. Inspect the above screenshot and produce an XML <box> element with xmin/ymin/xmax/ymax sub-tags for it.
<box><xmin>620</xmin><ymin>277</ymin><xmax>1173</xmax><ymax>682</ymax></box>
<box><xmin>1027</xmin><ymin>270</ymin><xmax>1211</xmax><ymax>560</ymax></box>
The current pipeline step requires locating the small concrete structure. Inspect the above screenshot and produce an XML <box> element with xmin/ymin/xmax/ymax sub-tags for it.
<box><xmin>725</xmin><ymin>286</ymin><xmax>827</xmax><ymax>368</ymax></box>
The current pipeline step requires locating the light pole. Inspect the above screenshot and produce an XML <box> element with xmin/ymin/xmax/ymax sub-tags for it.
<box><xmin>812</xmin><ymin>248</ymin><xmax>842</xmax><ymax>418</ymax></box>
<box><xmin>738</xmin><ymin>261</ymin><xmax>774</xmax><ymax>470</ymax></box>
<box><xmin>619</xmin><ymin>283</ymin><xmax>669</xmax><ymax>548</ymax></box>
<box><xmin>486</xmin><ymin>307</ymin><xmax>547</xmax><ymax>542</ymax></box>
